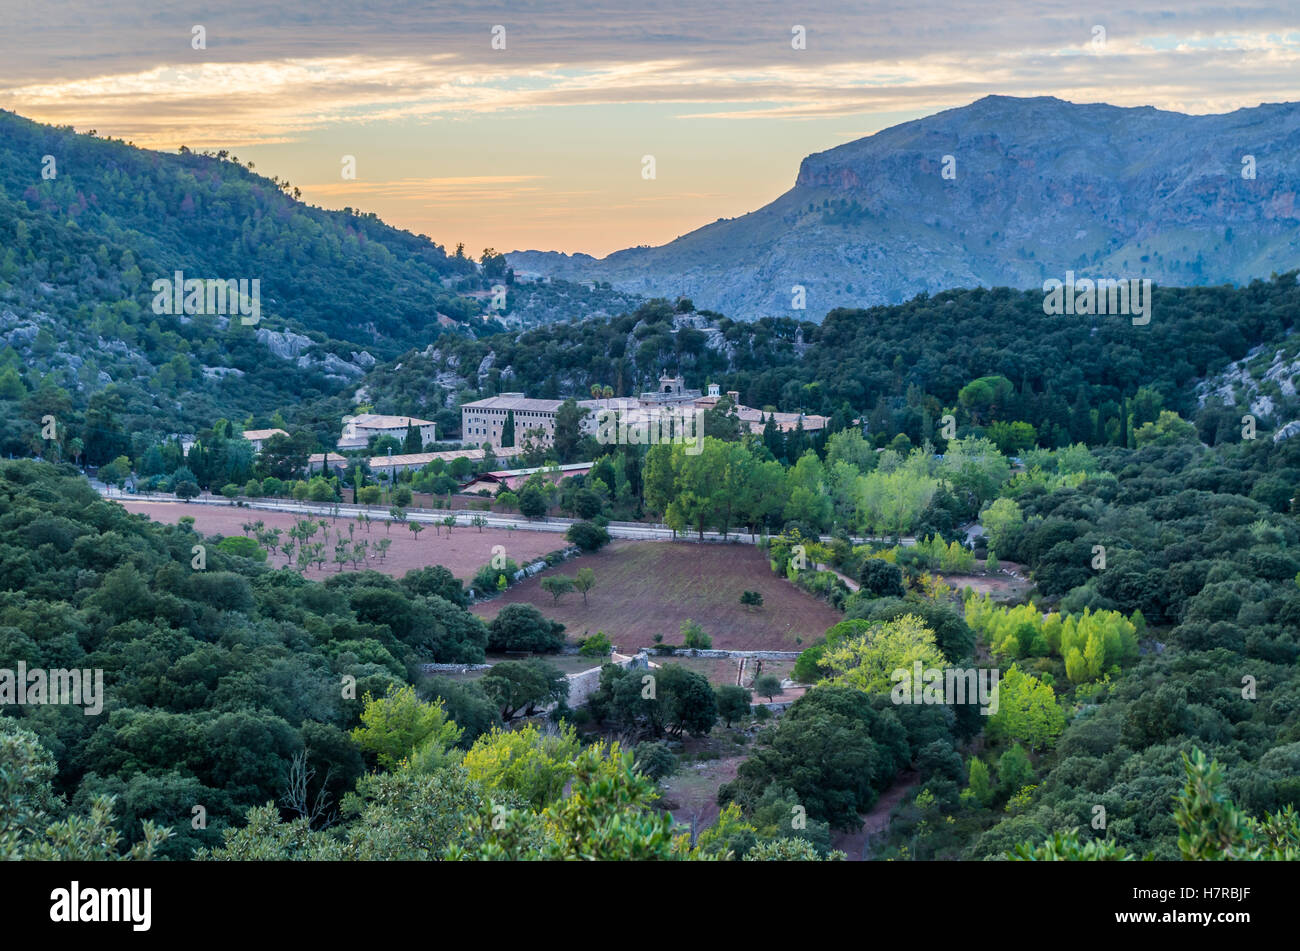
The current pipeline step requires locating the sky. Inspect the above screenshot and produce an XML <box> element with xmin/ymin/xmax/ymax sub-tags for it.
<box><xmin>1</xmin><ymin>2</ymin><xmax>1297</xmax><ymax>257</ymax></box>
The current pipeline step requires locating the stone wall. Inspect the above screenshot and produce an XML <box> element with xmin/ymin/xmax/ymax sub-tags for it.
<box><xmin>638</xmin><ymin>647</ymin><xmax>801</xmax><ymax>660</ymax></box>
<box><xmin>564</xmin><ymin>651</ymin><xmax>653</xmax><ymax>708</ymax></box>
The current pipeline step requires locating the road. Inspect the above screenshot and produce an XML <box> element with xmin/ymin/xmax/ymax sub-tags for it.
<box><xmin>93</xmin><ymin>482</ymin><xmax>917</xmax><ymax>547</ymax></box>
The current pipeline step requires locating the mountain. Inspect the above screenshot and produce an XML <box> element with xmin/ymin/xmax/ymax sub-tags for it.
<box><xmin>508</xmin><ymin>95</ymin><xmax>1300</xmax><ymax>319</ymax></box>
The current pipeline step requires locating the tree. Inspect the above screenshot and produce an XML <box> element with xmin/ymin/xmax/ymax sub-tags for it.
<box><xmin>400</xmin><ymin>565</ymin><xmax>467</xmax><ymax>606</ymax></box>
<box><xmin>858</xmin><ymin>559</ymin><xmax>905</xmax><ymax>599</ymax></box>
<box><xmin>846</xmin><ymin>596</ymin><xmax>975</xmax><ymax>664</ymax></box>
<box><xmin>552</xmin><ymin>399</ymin><xmax>589</xmax><ymax>463</ymax></box>
<box><xmin>987</xmin><ymin>420</ymin><xmax>1038</xmax><ymax>455</ymax></box>
<box><xmin>216</xmin><ymin>536</ymin><xmax>267</xmax><ymax>561</ymax></box>
<box><xmin>996</xmin><ymin>743</ymin><xmax>1034</xmax><ymax>799</ymax></box>
<box><xmin>99</xmin><ymin>457</ymin><xmax>129</xmax><ymax>492</ymax></box>
<box><xmin>391</xmin><ymin>484</ymin><xmax>413</xmax><ymax>508</ymax></box>
<box><xmin>818</xmin><ymin>614</ymin><xmax>946</xmax><ymax>695</ymax></box>
<box><xmin>566</xmin><ymin>520</ymin><xmax>610</xmax><ymax>551</ymax></box>
<box><xmin>260</xmin><ymin>431</ymin><xmax>311</xmax><ymax>481</ymax></box>
<box><xmin>573</xmin><ymin>567</ymin><xmax>596</xmax><ymax>606</ymax></box>
<box><xmin>541</xmin><ymin>574</ymin><xmax>575</xmax><ymax>603</ymax></box>
<box><xmin>743</xmin><ymin>838</ymin><xmax>844</xmax><ymax>861</ymax></box>
<box><xmin>449</xmin><ymin>743</ymin><xmax>690</xmax><ymax>860</ymax></box>
<box><xmin>937</xmin><ymin>437</ymin><xmax>1010</xmax><ymax>513</ymax></box>
<box><xmin>487</xmin><ymin>604</ymin><xmax>566</xmax><ymax>652</ymax></box>
<box><xmin>422</xmin><ymin>678</ymin><xmax>502</xmax><ymax>746</ymax></box>
<box><xmin>680</xmin><ymin>618</ymin><xmax>712</xmax><ymax>649</ymax></box>
<box><xmin>716</xmin><ymin>685</ymin><xmax>753</xmax><ymax>727</ymax></box>
<box><xmin>518</xmin><ymin>485</ymin><xmax>547</xmax><ymax>519</ymax></box>
<box><xmin>965</xmin><ymin>757</ymin><xmax>994</xmax><ymax>807</ymax></box>
<box><xmin>856</xmin><ymin>459</ymin><xmax>938</xmax><ymax>539</ymax></box>
<box><xmin>958</xmin><ymin>375</ymin><xmax>1014</xmax><ymax>425</ymax></box>
<box><xmin>719</xmin><ymin>686</ymin><xmax>908</xmax><ymax>830</ymax></box>
<box><xmin>462</xmin><ymin>723</ymin><xmax>582</xmax><ymax>808</ymax></box>
<box><xmin>985</xmin><ymin>666</ymin><xmax>1066</xmax><ymax>751</ymax></box>
<box><xmin>980</xmin><ymin>497</ymin><xmax>1023</xmax><ymax>552</ymax></box>
<box><xmin>632</xmin><ymin>741</ymin><xmax>676</xmax><ymax>780</ymax></box>
<box><xmin>754</xmin><ymin>673</ymin><xmax>783</xmax><ymax>702</ymax></box>
<box><xmin>478</xmin><ymin>659</ymin><xmax>569</xmax><ymax>720</ymax></box>
<box><xmin>1134</xmin><ymin>410</ymin><xmax>1199</xmax><ymax>447</ymax></box>
<box><xmin>349</xmin><ymin>685</ymin><xmax>463</xmax><ymax>771</ymax></box>
<box><xmin>578</xmin><ymin>631</ymin><xmax>612</xmax><ymax>656</ymax></box>
<box><xmin>0</xmin><ymin>719</ymin><xmax>165</xmax><ymax>860</ymax></box>
<box><xmin>656</xmin><ymin>665</ymin><xmax>718</xmax><ymax>737</ymax></box>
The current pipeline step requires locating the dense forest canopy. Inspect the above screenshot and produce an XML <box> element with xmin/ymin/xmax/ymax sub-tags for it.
<box><xmin>364</xmin><ymin>276</ymin><xmax>1300</xmax><ymax>452</ymax></box>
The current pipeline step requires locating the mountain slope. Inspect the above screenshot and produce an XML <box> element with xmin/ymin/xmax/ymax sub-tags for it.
<box><xmin>509</xmin><ymin>96</ymin><xmax>1300</xmax><ymax>318</ymax></box>
<box><xmin>0</xmin><ymin>109</ymin><xmax>494</xmax><ymax>441</ymax></box>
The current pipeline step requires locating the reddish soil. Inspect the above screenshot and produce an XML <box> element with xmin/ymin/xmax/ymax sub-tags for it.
<box><xmin>116</xmin><ymin>500</ymin><xmax>563</xmax><ymax>581</ymax></box>
<box><xmin>471</xmin><ymin>540</ymin><xmax>844</xmax><ymax>651</ymax></box>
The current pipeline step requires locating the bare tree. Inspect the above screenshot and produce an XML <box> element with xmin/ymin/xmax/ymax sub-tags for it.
<box><xmin>280</xmin><ymin>749</ymin><xmax>337</xmax><ymax>829</ymax></box>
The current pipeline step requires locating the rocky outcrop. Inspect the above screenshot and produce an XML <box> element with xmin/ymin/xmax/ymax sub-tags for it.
<box><xmin>256</xmin><ymin>328</ymin><xmax>312</xmax><ymax>360</ymax></box>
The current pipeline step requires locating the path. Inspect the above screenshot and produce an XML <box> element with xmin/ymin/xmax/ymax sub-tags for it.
<box><xmin>831</xmin><ymin>769</ymin><xmax>921</xmax><ymax>861</ymax></box>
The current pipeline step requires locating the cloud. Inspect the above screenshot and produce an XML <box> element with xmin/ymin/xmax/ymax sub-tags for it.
<box><xmin>2</xmin><ymin>2</ymin><xmax>1298</xmax><ymax>147</ymax></box>
<box><xmin>6</xmin><ymin>1</ymin><xmax>1298</xmax><ymax>254</ymax></box>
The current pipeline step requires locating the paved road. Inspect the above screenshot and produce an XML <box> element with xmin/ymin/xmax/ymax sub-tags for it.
<box><xmin>96</xmin><ymin>483</ymin><xmax>917</xmax><ymax>547</ymax></box>
<box><xmin>99</xmin><ymin>486</ymin><xmax>766</xmax><ymax>543</ymax></box>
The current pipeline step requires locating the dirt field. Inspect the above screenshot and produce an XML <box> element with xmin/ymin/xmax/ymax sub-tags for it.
<box><xmin>943</xmin><ymin>563</ymin><xmax>1034</xmax><ymax>602</ymax></box>
<box><xmin>471</xmin><ymin>540</ymin><xmax>844</xmax><ymax>651</ymax></box>
<box><xmin>116</xmin><ymin>500</ymin><xmax>563</xmax><ymax>582</ymax></box>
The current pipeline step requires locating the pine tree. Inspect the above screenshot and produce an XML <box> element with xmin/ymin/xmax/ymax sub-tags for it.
<box><xmin>762</xmin><ymin>414</ymin><xmax>783</xmax><ymax>461</ymax></box>
<box><xmin>501</xmin><ymin>410</ymin><xmax>516</xmax><ymax>449</ymax></box>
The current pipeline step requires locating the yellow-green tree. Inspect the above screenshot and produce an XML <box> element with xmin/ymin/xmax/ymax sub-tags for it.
<box><xmin>986</xmin><ymin>666</ymin><xmax>1066</xmax><ymax>751</ymax></box>
<box><xmin>350</xmin><ymin>685</ymin><xmax>463</xmax><ymax>771</ymax></box>
<box><xmin>461</xmin><ymin>723</ymin><xmax>582</xmax><ymax>809</ymax></box>
<box><xmin>818</xmin><ymin>614</ymin><xmax>946</xmax><ymax>695</ymax></box>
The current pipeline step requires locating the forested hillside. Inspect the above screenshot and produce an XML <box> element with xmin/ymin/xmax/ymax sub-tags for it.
<box><xmin>0</xmin><ymin>110</ymin><xmax>484</xmax><ymax>451</ymax></box>
<box><xmin>960</xmin><ymin>434</ymin><xmax>1300</xmax><ymax>858</ymax></box>
<box><xmin>357</xmin><ymin>275</ymin><xmax>1300</xmax><ymax>449</ymax></box>
<box><xmin>0</xmin><ymin>459</ymin><xmax>492</xmax><ymax>858</ymax></box>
